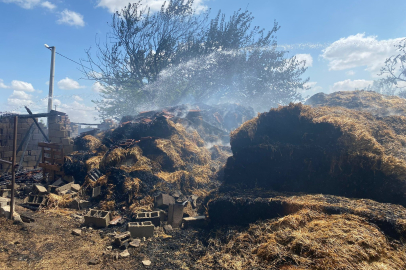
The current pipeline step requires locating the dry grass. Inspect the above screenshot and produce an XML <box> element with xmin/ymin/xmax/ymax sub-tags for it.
<box><xmin>78</xmin><ymin>135</ymin><xmax>103</xmax><ymax>151</ymax></box>
<box><xmin>85</xmin><ymin>156</ymin><xmax>103</xmax><ymax>171</ymax></box>
<box><xmin>306</xmin><ymin>90</ymin><xmax>406</xmax><ymax>117</ymax></box>
<box><xmin>200</xmin><ymin>209</ymin><xmax>406</xmax><ymax>270</ymax></box>
<box><xmin>47</xmin><ymin>194</ymin><xmax>74</xmax><ymax>209</ymax></box>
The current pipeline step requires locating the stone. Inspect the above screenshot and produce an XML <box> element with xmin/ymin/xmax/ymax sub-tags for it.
<box><xmin>88</xmin><ymin>259</ymin><xmax>99</xmax><ymax>265</ymax></box>
<box><xmin>129</xmin><ymin>239</ymin><xmax>141</xmax><ymax>248</ymax></box>
<box><xmin>142</xmin><ymin>260</ymin><xmax>151</xmax><ymax>266</ymax></box>
<box><xmin>119</xmin><ymin>249</ymin><xmax>130</xmax><ymax>258</ymax></box>
<box><xmin>72</xmin><ymin>229</ymin><xmax>82</xmax><ymax>236</ymax></box>
<box><xmin>163</xmin><ymin>224</ymin><xmax>173</xmax><ymax>233</ymax></box>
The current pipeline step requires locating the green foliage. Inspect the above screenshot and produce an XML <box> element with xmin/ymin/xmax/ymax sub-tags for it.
<box><xmin>83</xmin><ymin>0</ymin><xmax>309</xmax><ymax>119</ymax></box>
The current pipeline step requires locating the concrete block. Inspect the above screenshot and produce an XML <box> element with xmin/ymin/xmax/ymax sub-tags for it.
<box><xmin>84</xmin><ymin>209</ymin><xmax>112</xmax><ymax>228</ymax></box>
<box><xmin>0</xmin><ymin>197</ymin><xmax>12</xmax><ymax>207</ymax></box>
<box><xmin>69</xmin><ymin>198</ymin><xmax>91</xmax><ymax>210</ymax></box>
<box><xmin>24</xmin><ymin>195</ymin><xmax>47</xmax><ymax>206</ymax></box>
<box><xmin>56</xmin><ymin>182</ymin><xmax>73</xmax><ymax>194</ymax></box>
<box><xmin>127</xmin><ymin>221</ymin><xmax>154</xmax><ymax>238</ymax></box>
<box><xmin>71</xmin><ymin>184</ymin><xmax>80</xmax><ymax>192</ymax></box>
<box><xmin>135</xmin><ymin>211</ymin><xmax>161</xmax><ymax>227</ymax></box>
<box><xmin>92</xmin><ymin>186</ymin><xmax>101</xmax><ymax>198</ymax></box>
<box><xmin>33</xmin><ymin>184</ymin><xmax>48</xmax><ymax>195</ymax></box>
<box><xmin>155</xmin><ymin>193</ymin><xmax>175</xmax><ymax>209</ymax></box>
<box><xmin>1</xmin><ymin>205</ymin><xmax>20</xmax><ymax>219</ymax></box>
<box><xmin>113</xmin><ymin>231</ymin><xmax>131</xmax><ymax>247</ymax></box>
<box><xmin>182</xmin><ymin>216</ymin><xmax>206</xmax><ymax>229</ymax></box>
<box><xmin>168</xmin><ymin>203</ymin><xmax>184</xmax><ymax>228</ymax></box>
<box><xmin>0</xmin><ymin>189</ymin><xmax>11</xmax><ymax>198</ymax></box>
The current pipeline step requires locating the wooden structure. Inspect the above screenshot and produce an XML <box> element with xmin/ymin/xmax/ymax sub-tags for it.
<box><xmin>38</xmin><ymin>142</ymin><xmax>64</xmax><ymax>183</ymax></box>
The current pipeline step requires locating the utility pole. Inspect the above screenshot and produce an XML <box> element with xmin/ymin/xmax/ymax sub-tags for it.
<box><xmin>10</xmin><ymin>115</ymin><xmax>18</xmax><ymax>220</ymax></box>
<box><xmin>45</xmin><ymin>44</ymin><xmax>55</xmax><ymax>113</ymax></box>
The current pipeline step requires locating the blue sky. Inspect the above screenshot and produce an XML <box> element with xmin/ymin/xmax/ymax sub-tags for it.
<box><xmin>1</xmin><ymin>0</ymin><xmax>406</xmax><ymax>122</ymax></box>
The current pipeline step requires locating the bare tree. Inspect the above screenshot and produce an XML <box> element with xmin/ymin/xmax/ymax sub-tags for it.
<box><xmin>380</xmin><ymin>38</ymin><xmax>406</xmax><ymax>88</ymax></box>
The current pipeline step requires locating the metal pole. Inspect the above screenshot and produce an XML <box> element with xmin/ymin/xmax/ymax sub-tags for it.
<box><xmin>48</xmin><ymin>46</ymin><xmax>55</xmax><ymax>113</ymax></box>
<box><xmin>10</xmin><ymin>115</ymin><xmax>18</xmax><ymax>220</ymax></box>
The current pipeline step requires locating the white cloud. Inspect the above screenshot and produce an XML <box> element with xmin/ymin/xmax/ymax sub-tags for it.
<box><xmin>330</xmin><ymin>79</ymin><xmax>373</xmax><ymax>93</ymax></box>
<box><xmin>10</xmin><ymin>80</ymin><xmax>35</xmax><ymax>92</ymax></box>
<box><xmin>57</xmin><ymin>77</ymin><xmax>85</xmax><ymax>90</ymax></box>
<box><xmin>45</xmin><ymin>81</ymin><xmax>49</xmax><ymax>85</ymax></box>
<box><xmin>346</xmin><ymin>70</ymin><xmax>355</xmax><ymax>76</ymax></box>
<box><xmin>1</xmin><ymin>0</ymin><xmax>41</xmax><ymax>9</ymax></box>
<box><xmin>37</xmin><ymin>90</ymin><xmax>43</xmax><ymax>93</ymax></box>
<box><xmin>59</xmin><ymin>101</ymin><xmax>99</xmax><ymax>123</ymax></box>
<box><xmin>92</xmin><ymin>82</ymin><xmax>105</xmax><ymax>93</ymax></box>
<box><xmin>7</xmin><ymin>90</ymin><xmax>33</xmax><ymax>107</ymax></box>
<box><xmin>321</xmin><ymin>33</ymin><xmax>405</xmax><ymax>77</ymax></box>
<box><xmin>97</xmin><ymin>0</ymin><xmax>207</xmax><ymax>13</ymax></box>
<box><xmin>41</xmin><ymin>1</ymin><xmax>55</xmax><ymax>10</ymax></box>
<box><xmin>0</xmin><ymin>79</ymin><xmax>7</xmax><ymax>88</ymax></box>
<box><xmin>73</xmin><ymin>95</ymin><xmax>83</xmax><ymax>101</ymax></box>
<box><xmin>295</xmin><ymin>54</ymin><xmax>313</xmax><ymax>68</ymax></box>
<box><xmin>57</xmin><ymin>9</ymin><xmax>85</xmax><ymax>27</ymax></box>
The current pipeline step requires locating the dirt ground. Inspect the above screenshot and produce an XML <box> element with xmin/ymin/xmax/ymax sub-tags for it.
<box><xmin>0</xmin><ymin>201</ymin><xmax>208</xmax><ymax>270</ymax></box>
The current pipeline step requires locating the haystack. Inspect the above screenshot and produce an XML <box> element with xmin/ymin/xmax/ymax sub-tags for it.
<box><xmin>200</xmin><ymin>209</ymin><xmax>406</xmax><ymax>270</ymax></box>
<box><xmin>223</xmin><ymin>102</ymin><xmax>406</xmax><ymax>206</ymax></box>
<box><xmin>306</xmin><ymin>90</ymin><xmax>406</xmax><ymax>116</ymax></box>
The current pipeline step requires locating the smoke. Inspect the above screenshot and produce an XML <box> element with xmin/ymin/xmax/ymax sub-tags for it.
<box><xmin>122</xmin><ymin>46</ymin><xmax>307</xmax><ymax>114</ymax></box>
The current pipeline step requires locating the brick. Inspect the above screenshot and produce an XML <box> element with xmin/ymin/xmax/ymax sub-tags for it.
<box><xmin>127</xmin><ymin>221</ymin><xmax>154</xmax><ymax>238</ymax></box>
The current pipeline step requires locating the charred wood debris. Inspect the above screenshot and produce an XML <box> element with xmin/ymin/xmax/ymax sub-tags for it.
<box><xmin>0</xmin><ymin>103</ymin><xmax>254</xmax><ymax>259</ymax></box>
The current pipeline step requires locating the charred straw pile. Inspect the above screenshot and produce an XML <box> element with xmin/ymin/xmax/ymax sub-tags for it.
<box><xmin>223</xmin><ymin>101</ymin><xmax>406</xmax><ymax>206</ymax></box>
<box><xmin>63</xmin><ymin>104</ymin><xmax>246</xmax><ymax>214</ymax></box>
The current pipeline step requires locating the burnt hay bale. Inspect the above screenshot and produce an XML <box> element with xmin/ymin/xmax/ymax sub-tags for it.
<box><xmin>222</xmin><ymin>102</ymin><xmax>406</xmax><ymax>206</ymax></box>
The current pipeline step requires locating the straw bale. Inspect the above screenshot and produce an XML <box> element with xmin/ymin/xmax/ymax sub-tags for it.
<box><xmin>47</xmin><ymin>194</ymin><xmax>73</xmax><ymax>209</ymax></box>
<box><xmin>75</xmin><ymin>135</ymin><xmax>104</xmax><ymax>151</ymax></box>
<box><xmin>85</xmin><ymin>155</ymin><xmax>103</xmax><ymax>171</ymax></box>
<box><xmin>225</xmin><ymin>102</ymin><xmax>406</xmax><ymax>206</ymax></box>
<box><xmin>306</xmin><ymin>90</ymin><xmax>406</xmax><ymax>117</ymax></box>
<box><xmin>200</xmin><ymin>209</ymin><xmax>406</xmax><ymax>270</ymax></box>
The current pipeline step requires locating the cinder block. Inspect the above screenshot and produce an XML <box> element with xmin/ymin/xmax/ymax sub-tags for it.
<box><xmin>168</xmin><ymin>203</ymin><xmax>184</xmax><ymax>228</ymax></box>
<box><xmin>114</xmin><ymin>231</ymin><xmax>131</xmax><ymax>247</ymax></box>
<box><xmin>92</xmin><ymin>186</ymin><xmax>101</xmax><ymax>198</ymax></box>
<box><xmin>56</xmin><ymin>182</ymin><xmax>73</xmax><ymax>194</ymax></box>
<box><xmin>127</xmin><ymin>221</ymin><xmax>154</xmax><ymax>238</ymax></box>
<box><xmin>155</xmin><ymin>193</ymin><xmax>175</xmax><ymax>209</ymax></box>
<box><xmin>135</xmin><ymin>211</ymin><xmax>161</xmax><ymax>226</ymax></box>
<box><xmin>33</xmin><ymin>184</ymin><xmax>48</xmax><ymax>195</ymax></box>
<box><xmin>24</xmin><ymin>195</ymin><xmax>47</xmax><ymax>206</ymax></box>
<box><xmin>84</xmin><ymin>209</ymin><xmax>112</xmax><ymax>228</ymax></box>
<box><xmin>0</xmin><ymin>197</ymin><xmax>12</xmax><ymax>207</ymax></box>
